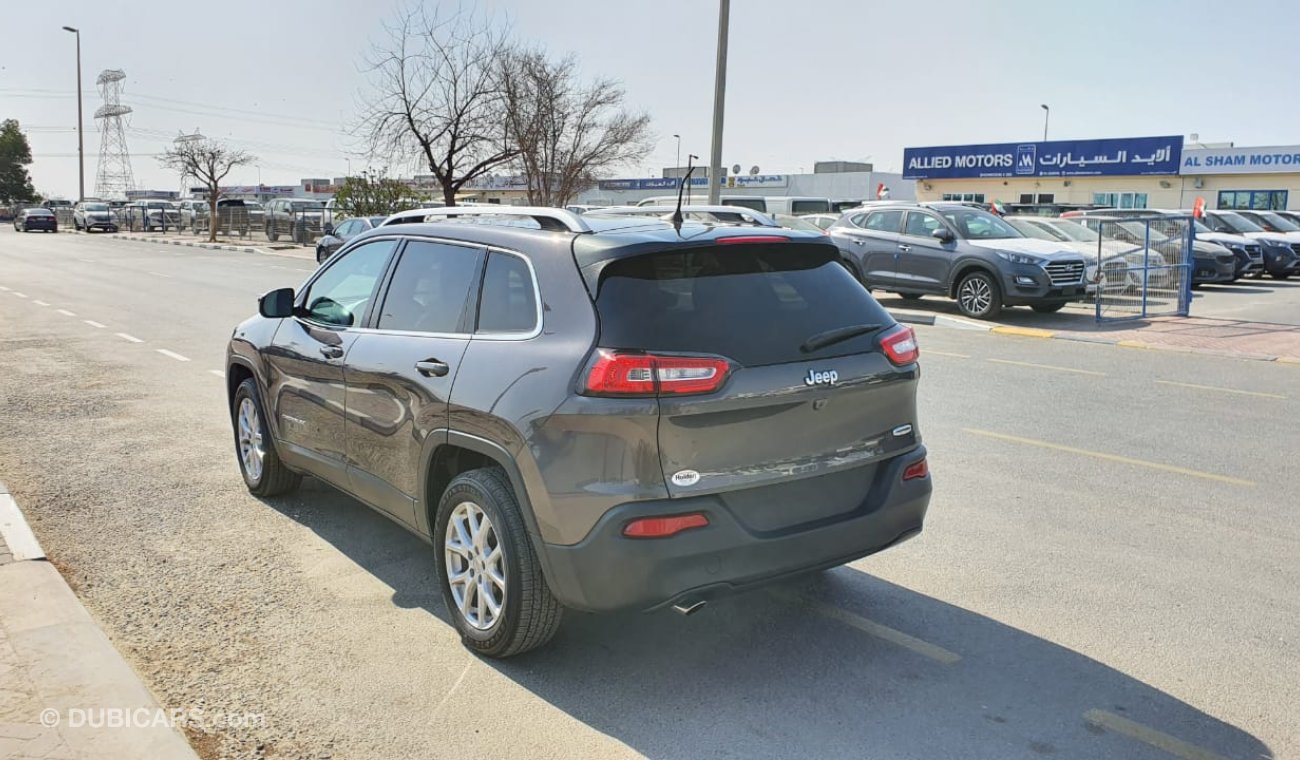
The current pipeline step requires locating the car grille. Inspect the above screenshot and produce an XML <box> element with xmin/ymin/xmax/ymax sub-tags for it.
<box><xmin>1291</xmin><ymin>243</ymin><xmax>1300</xmax><ymax>256</ymax></box>
<box><xmin>1101</xmin><ymin>261</ymin><xmax>1128</xmax><ymax>288</ymax></box>
<box><xmin>1245</xmin><ymin>244</ymin><xmax>1261</xmax><ymax>258</ymax></box>
<box><xmin>1045</xmin><ymin>261</ymin><xmax>1085</xmax><ymax>285</ymax></box>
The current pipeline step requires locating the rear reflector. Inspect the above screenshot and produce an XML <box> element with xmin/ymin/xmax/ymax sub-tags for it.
<box><xmin>879</xmin><ymin>324</ymin><xmax>919</xmax><ymax>366</ymax></box>
<box><xmin>585</xmin><ymin>350</ymin><xmax>730</xmax><ymax>396</ymax></box>
<box><xmin>902</xmin><ymin>458</ymin><xmax>929</xmax><ymax>481</ymax></box>
<box><xmin>715</xmin><ymin>235</ymin><xmax>790</xmax><ymax>245</ymax></box>
<box><xmin>623</xmin><ymin>513</ymin><xmax>710</xmax><ymax>538</ymax></box>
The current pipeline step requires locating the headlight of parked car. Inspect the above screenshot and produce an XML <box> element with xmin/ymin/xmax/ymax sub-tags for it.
<box><xmin>995</xmin><ymin>251</ymin><xmax>1047</xmax><ymax>266</ymax></box>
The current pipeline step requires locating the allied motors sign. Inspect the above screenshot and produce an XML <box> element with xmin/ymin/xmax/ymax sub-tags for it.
<box><xmin>1180</xmin><ymin>145</ymin><xmax>1300</xmax><ymax>175</ymax></box>
<box><xmin>903</xmin><ymin>136</ymin><xmax>1182</xmax><ymax>180</ymax></box>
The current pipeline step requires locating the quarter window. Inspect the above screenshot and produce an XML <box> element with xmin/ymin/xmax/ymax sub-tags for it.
<box><xmin>377</xmin><ymin>240</ymin><xmax>483</xmax><ymax>333</ymax></box>
<box><xmin>477</xmin><ymin>253</ymin><xmax>537</xmax><ymax>333</ymax></box>
<box><xmin>301</xmin><ymin>239</ymin><xmax>397</xmax><ymax>327</ymax></box>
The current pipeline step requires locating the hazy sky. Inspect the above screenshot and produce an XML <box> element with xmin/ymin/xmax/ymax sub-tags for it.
<box><xmin>3</xmin><ymin>0</ymin><xmax>1296</xmax><ymax>198</ymax></box>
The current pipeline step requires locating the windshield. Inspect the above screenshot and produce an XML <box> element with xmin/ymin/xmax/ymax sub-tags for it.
<box><xmin>1193</xmin><ymin>221</ymin><xmax>1213</xmax><ymax>234</ymax></box>
<box><xmin>1113</xmin><ymin>220</ymin><xmax>1170</xmax><ymax>243</ymax></box>
<box><xmin>291</xmin><ymin>201</ymin><xmax>325</xmax><ymax>211</ymax></box>
<box><xmin>146</xmin><ymin>202</ymin><xmax>172</xmax><ymax>209</ymax></box>
<box><xmin>1255</xmin><ymin>212</ymin><xmax>1300</xmax><ymax>232</ymax></box>
<box><xmin>1007</xmin><ymin>219</ymin><xmax>1065</xmax><ymax>242</ymax></box>
<box><xmin>1050</xmin><ymin>220</ymin><xmax>1100</xmax><ymax>242</ymax></box>
<box><xmin>938</xmin><ymin>207</ymin><xmax>1021</xmax><ymax>239</ymax></box>
<box><xmin>83</xmin><ymin>203</ymin><xmax>108</xmax><ymax>211</ymax></box>
<box><xmin>1214</xmin><ymin>212</ymin><xmax>1263</xmax><ymax>234</ymax></box>
<box><xmin>774</xmin><ymin>214</ymin><xmax>823</xmax><ymax>232</ymax></box>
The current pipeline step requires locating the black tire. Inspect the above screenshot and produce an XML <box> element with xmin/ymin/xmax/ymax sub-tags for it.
<box><xmin>1030</xmin><ymin>302</ymin><xmax>1066</xmax><ymax>313</ymax></box>
<box><xmin>898</xmin><ymin>293</ymin><xmax>923</xmax><ymax>301</ymax></box>
<box><xmin>434</xmin><ymin>468</ymin><xmax>561</xmax><ymax>658</ymax></box>
<box><xmin>265</xmin><ymin>224</ymin><xmax>279</xmax><ymax>242</ymax></box>
<box><xmin>955</xmin><ymin>270</ymin><xmax>1003</xmax><ymax>319</ymax></box>
<box><xmin>1269</xmin><ymin>270</ymin><xmax>1291</xmax><ymax>280</ymax></box>
<box><xmin>231</xmin><ymin>378</ymin><xmax>301</xmax><ymax>497</ymax></box>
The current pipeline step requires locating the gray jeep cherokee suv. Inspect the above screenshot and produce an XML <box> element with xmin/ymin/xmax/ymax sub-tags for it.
<box><xmin>829</xmin><ymin>202</ymin><xmax>1091</xmax><ymax>319</ymax></box>
<box><xmin>226</xmin><ymin>207</ymin><xmax>932</xmax><ymax>657</ymax></box>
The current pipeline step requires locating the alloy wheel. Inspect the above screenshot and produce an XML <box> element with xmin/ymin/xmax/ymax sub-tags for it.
<box><xmin>444</xmin><ymin>501</ymin><xmax>506</xmax><ymax>631</ymax></box>
<box><xmin>959</xmin><ymin>277</ymin><xmax>992</xmax><ymax>315</ymax></box>
<box><xmin>236</xmin><ymin>398</ymin><xmax>265</xmax><ymax>482</ymax></box>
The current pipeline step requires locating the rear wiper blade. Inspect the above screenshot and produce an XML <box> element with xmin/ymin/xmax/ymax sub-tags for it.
<box><xmin>800</xmin><ymin>323</ymin><xmax>886</xmax><ymax>354</ymax></box>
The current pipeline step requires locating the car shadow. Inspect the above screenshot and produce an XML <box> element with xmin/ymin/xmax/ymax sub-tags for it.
<box><xmin>264</xmin><ymin>482</ymin><xmax>1272</xmax><ymax>760</ymax></box>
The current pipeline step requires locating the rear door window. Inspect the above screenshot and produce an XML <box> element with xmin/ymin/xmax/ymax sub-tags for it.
<box><xmin>595</xmin><ymin>242</ymin><xmax>893</xmax><ymax>366</ymax></box>
<box><xmin>864</xmin><ymin>209</ymin><xmax>903</xmax><ymax>232</ymax></box>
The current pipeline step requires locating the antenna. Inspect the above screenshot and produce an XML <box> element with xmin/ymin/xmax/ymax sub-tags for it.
<box><xmin>672</xmin><ymin>154</ymin><xmax>699</xmax><ymax>227</ymax></box>
<box><xmin>93</xmin><ymin>69</ymin><xmax>136</xmax><ymax>199</ymax></box>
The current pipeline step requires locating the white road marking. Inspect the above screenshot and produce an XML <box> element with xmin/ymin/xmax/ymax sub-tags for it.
<box><xmin>12</xmin><ymin>292</ymin><xmax>27</xmax><ymax>298</ymax></box>
<box><xmin>78</xmin><ymin>258</ymin><xmax>96</xmax><ymax>263</ymax></box>
<box><xmin>924</xmin><ymin>350</ymin><xmax>970</xmax><ymax>359</ymax></box>
<box><xmin>208</xmin><ymin>369</ymin><xmax>225</xmax><ymax>378</ymax></box>
<box><xmin>1155</xmin><ymin>379</ymin><xmax>1285</xmax><ymax>400</ymax></box>
<box><xmin>115</xmin><ymin>332</ymin><xmax>144</xmax><ymax>343</ymax></box>
<box><xmin>147</xmin><ymin>271</ymin><xmax>173</xmax><ymax>279</ymax></box>
<box><xmin>987</xmin><ymin>358</ymin><xmax>1105</xmax><ymax>376</ymax></box>
<box><xmin>156</xmin><ymin>349</ymin><xmax>190</xmax><ymax>362</ymax></box>
<box><xmin>0</xmin><ymin>285</ymin><xmax>9</xmax><ymax>291</ymax></box>
<box><xmin>83</xmin><ymin>320</ymin><xmax>107</xmax><ymax>329</ymax></box>
<box><xmin>32</xmin><ymin>300</ymin><xmax>49</xmax><ymax>307</ymax></box>
<box><xmin>57</xmin><ymin>309</ymin><xmax>76</xmax><ymax>317</ymax></box>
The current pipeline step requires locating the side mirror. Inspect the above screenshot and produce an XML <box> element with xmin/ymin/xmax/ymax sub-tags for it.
<box><xmin>932</xmin><ymin>227</ymin><xmax>955</xmax><ymax>243</ymax></box>
<box><xmin>258</xmin><ymin>287</ymin><xmax>295</xmax><ymax>319</ymax></box>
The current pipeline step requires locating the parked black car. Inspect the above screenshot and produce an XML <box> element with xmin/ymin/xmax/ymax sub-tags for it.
<box><xmin>315</xmin><ymin>216</ymin><xmax>387</xmax><ymax>263</ymax></box>
<box><xmin>227</xmin><ymin>207</ymin><xmax>931</xmax><ymax>657</ymax></box>
<box><xmin>828</xmin><ymin>202</ymin><xmax>1091</xmax><ymax>318</ymax></box>
<box><xmin>14</xmin><ymin>207</ymin><xmax>58</xmax><ymax>232</ymax></box>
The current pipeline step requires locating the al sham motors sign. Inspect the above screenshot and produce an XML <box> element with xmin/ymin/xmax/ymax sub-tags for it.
<box><xmin>903</xmin><ymin>136</ymin><xmax>1182</xmax><ymax>180</ymax></box>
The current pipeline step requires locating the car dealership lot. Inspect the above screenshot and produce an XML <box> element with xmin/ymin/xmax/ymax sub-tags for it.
<box><xmin>1</xmin><ymin>228</ymin><xmax>1297</xmax><ymax>759</ymax></box>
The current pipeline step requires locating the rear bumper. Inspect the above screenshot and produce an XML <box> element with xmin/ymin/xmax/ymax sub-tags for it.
<box><xmin>540</xmin><ymin>447</ymin><xmax>931</xmax><ymax>613</ymax></box>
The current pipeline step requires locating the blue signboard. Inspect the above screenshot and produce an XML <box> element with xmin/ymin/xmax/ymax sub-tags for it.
<box><xmin>903</xmin><ymin>136</ymin><xmax>1182</xmax><ymax>180</ymax></box>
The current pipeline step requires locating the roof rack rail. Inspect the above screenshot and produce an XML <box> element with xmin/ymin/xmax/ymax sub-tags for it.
<box><xmin>381</xmin><ymin>206</ymin><xmax>591</xmax><ymax>233</ymax></box>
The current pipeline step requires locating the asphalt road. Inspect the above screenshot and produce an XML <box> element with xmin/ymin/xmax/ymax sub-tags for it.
<box><xmin>1</xmin><ymin>227</ymin><xmax>1296</xmax><ymax>760</ymax></box>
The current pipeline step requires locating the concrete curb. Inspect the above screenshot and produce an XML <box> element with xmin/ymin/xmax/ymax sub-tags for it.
<box><xmin>104</xmin><ymin>233</ymin><xmax>284</xmax><ymax>259</ymax></box>
<box><xmin>0</xmin><ymin>480</ymin><xmax>45</xmax><ymax>561</ymax></box>
<box><xmin>911</xmin><ymin>316</ymin><xmax>1300</xmax><ymax>364</ymax></box>
<box><xmin>0</xmin><ymin>487</ymin><xmax>199</xmax><ymax>759</ymax></box>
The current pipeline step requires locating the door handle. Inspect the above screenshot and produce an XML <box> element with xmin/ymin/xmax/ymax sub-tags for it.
<box><xmin>415</xmin><ymin>359</ymin><xmax>450</xmax><ymax>378</ymax></box>
<box><xmin>319</xmin><ymin>345</ymin><xmax>344</xmax><ymax>359</ymax></box>
<box><xmin>898</xmin><ymin>244</ymin><xmax>912</xmax><ymax>252</ymax></box>
<box><xmin>853</xmin><ymin>238</ymin><xmax>865</xmax><ymax>245</ymax></box>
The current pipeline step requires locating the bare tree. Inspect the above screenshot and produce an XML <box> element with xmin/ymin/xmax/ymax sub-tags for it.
<box><xmin>158</xmin><ymin>138</ymin><xmax>253</xmax><ymax>243</ymax></box>
<box><xmin>499</xmin><ymin>49</ymin><xmax>653</xmax><ymax>207</ymax></box>
<box><xmin>358</xmin><ymin>6</ymin><xmax>515</xmax><ymax>207</ymax></box>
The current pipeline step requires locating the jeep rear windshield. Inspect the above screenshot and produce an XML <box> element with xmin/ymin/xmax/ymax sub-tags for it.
<box><xmin>594</xmin><ymin>242</ymin><xmax>894</xmax><ymax>366</ymax></box>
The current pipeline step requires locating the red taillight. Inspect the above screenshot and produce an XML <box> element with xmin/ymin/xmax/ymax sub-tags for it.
<box><xmin>715</xmin><ymin>235</ymin><xmax>790</xmax><ymax>245</ymax></box>
<box><xmin>623</xmin><ymin>512</ymin><xmax>709</xmax><ymax>538</ymax></box>
<box><xmin>879</xmin><ymin>325</ymin><xmax>919</xmax><ymax>366</ymax></box>
<box><xmin>584</xmin><ymin>350</ymin><xmax>730</xmax><ymax>397</ymax></box>
<box><xmin>902</xmin><ymin>458</ymin><xmax>928</xmax><ymax>481</ymax></box>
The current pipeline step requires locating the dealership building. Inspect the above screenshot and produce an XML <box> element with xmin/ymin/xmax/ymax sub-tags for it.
<box><xmin>904</xmin><ymin>136</ymin><xmax>1300</xmax><ymax>211</ymax></box>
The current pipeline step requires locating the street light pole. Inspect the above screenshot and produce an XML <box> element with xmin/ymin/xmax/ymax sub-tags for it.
<box><xmin>62</xmin><ymin>26</ymin><xmax>84</xmax><ymax>201</ymax></box>
<box><xmin>672</xmin><ymin>134</ymin><xmax>681</xmax><ymax>176</ymax></box>
<box><xmin>1040</xmin><ymin>104</ymin><xmax>1050</xmax><ymax>142</ymax></box>
<box><xmin>707</xmin><ymin>0</ymin><xmax>730</xmax><ymax>204</ymax></box>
